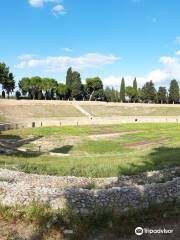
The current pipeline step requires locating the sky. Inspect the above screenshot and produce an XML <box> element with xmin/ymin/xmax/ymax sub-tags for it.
<box><xmin>1</xmin><ymin>0</ymin><xmax>180</xmax><ymax>90</ymax></box>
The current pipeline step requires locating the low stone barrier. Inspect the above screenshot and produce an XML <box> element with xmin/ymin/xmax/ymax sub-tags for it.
<box><xmin>63</xmin><ymin>178</ymin><xmax>180</xmax><ymax>214</ymax></box>
<box><xmin>0</xmin><ymin>123</ymin><xmax>21</xmax><ymax>131</ymax></box>
<box><xmin>25</xmin><ymin>116</ymin><xmax>180</xmax><ymax>128</ymax></box>
<box><xmin>0</xmin><ymin>168</ymin><xmax>179</xmax><ymax>215</ymax></box>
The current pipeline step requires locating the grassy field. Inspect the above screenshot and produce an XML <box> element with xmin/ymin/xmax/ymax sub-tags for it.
<box><xmin>0</xmin><ymin>123</ymin><xmax>180</xmax><ymax>177</ymax></box>
<box><xmin>82</xmin><ymin>104</ymin><xmax>180</xmax><ymax>117</ymax></box>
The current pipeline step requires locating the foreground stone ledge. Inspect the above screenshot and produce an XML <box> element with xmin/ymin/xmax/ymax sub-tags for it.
<box><xmin>0</xmin><ymin>167</ymin><xmax>179</xmax><ymax>188</ymax></box>
<box><xmin>0</xmin><ymin>168</ymin><xmax>180</xmax><ymax>215</ymax></box>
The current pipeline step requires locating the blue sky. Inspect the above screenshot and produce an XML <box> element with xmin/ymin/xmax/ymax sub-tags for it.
<box><xmin>1</xmin><ymin>0</ymin><xmax>180</xmax><ymax>89</ymax></box>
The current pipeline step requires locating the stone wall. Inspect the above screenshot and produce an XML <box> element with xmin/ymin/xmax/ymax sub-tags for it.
<box><xmin>64</xmin><ymin>178</ymin><xmax>180</xmax><ymax>214</ymax></box>
<box><xmin>0</xmin><ymin>123</ymin><xmax>21</xmax><ymax>131</ymax></box>
<box><xmin>1</xmin><ymin>99</ymin><xmax>180</xmax><ymax>128</ymax></box>
<box><xmin>25</xmin><ymin>116</ymin><xmax>180</xmax><ymax>128</ymax></box>
<box><xmin>0</xmin><ymin>168</ymin><xmax>179</xmax><ymax>215</ymax></box>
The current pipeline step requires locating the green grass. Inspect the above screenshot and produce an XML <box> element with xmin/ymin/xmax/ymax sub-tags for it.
<box><xmin>0</xmin><ymin>201</ymin><xmax>180</xmax><ymax>239</ymax></box>
<box><xmin>1</xmin><ymin>123</ymin><xmax>180</xmax><ymax>177</ymax></box>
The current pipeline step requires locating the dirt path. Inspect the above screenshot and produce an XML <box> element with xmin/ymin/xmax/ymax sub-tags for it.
<box><xmin>72</xmin><ymin>102</ymin><xmax>93</xmax><ymax>118</ymax></box>
<box><xmin>88</xmin><ymin>130</ymin><xmax>142</xmax><ymax>140</ymax></box>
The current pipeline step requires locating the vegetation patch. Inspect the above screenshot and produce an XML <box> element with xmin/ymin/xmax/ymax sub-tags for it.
<box><xmin>0</xmin><ymin>123</ymin><xmax>180</xmax><ymax>177</ymax></box>
<box><xmin>0</xmin><ymin>201</ymin><xmax>179</xmax><ymax>239</ymax></box>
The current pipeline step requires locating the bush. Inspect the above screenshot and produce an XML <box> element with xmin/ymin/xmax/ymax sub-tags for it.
<box><xmin>15</xmin><ymin>91</ymin><xmax>21</xmax><ymax>100</ymax></box>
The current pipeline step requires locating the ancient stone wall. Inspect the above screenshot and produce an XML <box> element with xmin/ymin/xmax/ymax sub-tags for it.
<box><xmin>0</xmin><ymin>168</ymin><xmax>179</xmax><ymax>215</ymax></box>
<box><xmin>0</xmin><ymin>123</ymin><xmax>21</xmax><ymax>131</ymax></box>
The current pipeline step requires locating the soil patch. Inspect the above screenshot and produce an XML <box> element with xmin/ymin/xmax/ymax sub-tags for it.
<box><xmin>124</xmin><ymin>137</ymin><xmax>169</xmax><ymax>149</ymax></box>
<box><xmin>33</xmin><ymin>135</ymin><xmax>80</xmax><ymax>152</ymax></box>
<box><xmin>0</xmin><ymin>218</ymin><xmax>36</xmax><ymax>240</ymax></box>
<box><xmin>88</xmin><ymin>130</ymin><xmax>142</xmax><ymax>140</ymax></box>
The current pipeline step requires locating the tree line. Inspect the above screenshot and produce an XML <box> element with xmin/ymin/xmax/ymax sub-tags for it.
<box><xmin>0</xmin><ymin>63</ymin><xmax>15</xmax><ymax>98</ymax></box>
<box><xmin>119</xmin><ymin>78</ymin><xmax>180</xmax><ymax>104</ymax></box>
<box><xmin>0</xmin><ymin>62</ymin><xmax>180</xmax><ymax>103</ymax></box>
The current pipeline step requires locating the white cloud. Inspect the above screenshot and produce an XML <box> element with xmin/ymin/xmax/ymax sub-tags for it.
<box><xmin>16</xmin><ymin>53</ymin><xmax>120</xmax><ymax>72</ymax></box>
<box><xmin>28</xmin><ymin>0</ymin><xmax>66</xmax><ymax>16</ymax></box>
<box><xmin>29</xmin><ymin>0</ymin><xmax>43</xmax><ymax>7</ymax></box>
<box><xmin>175</xmin><ymin>51</ymin><xmax>180</xmax><ymax>55</ymax></box>
<box><xmin>28</xmin><ymin>0</ymin><xmax>58</xmax><ymax>7</ymax></box>
<box><xmin>103</xmin><ymin>53</ymin><xmax>180</xmax><ymax>88</ymax></box>
<box><xmin>17</xmin><ymin>51</ymin><xmax>180</xmax><ymax>88</ymax></box>
<box><xmin>18</xmin><ymin>54</ymin><xmax>38</xmax><ymax>61</ymax></box>
<box><xmin>63</xmin><ymin>48</ymin><xmax>73</xmax><ymax>52</ymax></box>
<box><xmin>146</xmin><ymin>70</ymin><xmax>169</xmax><ymax>82</ymax></box>
<box><xmin>52</xmin><ymin>4</ymin><xmax>66</xmax><ymax>16</ymax></box>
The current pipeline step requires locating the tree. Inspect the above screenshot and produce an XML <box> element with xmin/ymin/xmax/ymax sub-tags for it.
<box><xmin>2</xmin><ymin>90</ymin><xmax>5</xmax><ymax>99</ymax></box>
<box><xmin>104</xmin><ymin>87</ymin><xmax>112</xmax><ymax>102</ymax></box>
<box><xmin>2</xmin><ymin>73</ymin><xmax>15</xmax><ymax>98</ymax></box>
<box><xmin>104</xmin><ymin>87</ymin><xmax>119</xmax><ymax>102</ymax></box>
<box><xmin>42</xmin><ymin>78</ymin><xmax>58</xmax><ymax>100</ymax></box>
<box><xmin>56</xmin><ymin>83</ymin><xmax>69</xmax><ymax>100</ymax></box>
<box><xmin>0</xmin><ymin>63</ymin><xmax>9</xmax><ymax>85</ymax></box>
<box><xmin>132</xmin><ymin>78</ymin><xmax>138</xmax><ymax>102</ymax></box>
<box><xmin>15</xmin><ymin>90</ymin><xmax>21</xmax><ymax>100</ymax></box>
<box><xmin>141</xmin><ymin>81</ymin><xmax>156</xmax><ymax>103</ymax></box>
<box><xmin>126</xmin><ymin>86</ymin><xmax>136</xmax><ymax>102</ymax></box>
<box><xmin>169</xmin><ymin>79</ymin><xmax>179</xmax><ymax>104</ymax></box>
<box><xmin>137</xmin><ymin>88</ymin><xmax>143</xmax><ymax>102</ymax></box>
<box><xmin>157</xmin><ymin>87</ymin><xmax>167</xmax><ymax>104</ymax></box>
<box><xmin>19</xmin><ymin>77</ymin><xmax>58</xmax><ymax>100</ymax></box>
<box><xmin>0</xmin><ymin>63</ymin><xmax>15</xmax><ymax>98</ymax></box>
<box><xmin>29</xmin><ymin>76</ymin><xmax>43</xmax><ymax>100</ymax></box>
<box><xmin>85</xmin><ymin>77</ymin><xmax>103</xmax><ymax>101</ymax></box>
<box><xmin>66</xmin><ymin>67</ymin><xmax>73</xmax><ymax>87</ymax></box>
<box><xmin>120</xmin><ymin>78</ymin><xmax>125</xmax><ymax>102</ymax></box>
<box><xmin>71</xmin><ymin>71</ymin><xmax>82</xmax><ymax>100</ymax></box>
<box><xmin>65</xmin><ymin>67</ymin><xmax>73</xmax><ymax>99</ymax></box>
<box><xmin>19</xmin><ymin>77</ymin><xmax>31</xmax><ymax>95</ymax></box>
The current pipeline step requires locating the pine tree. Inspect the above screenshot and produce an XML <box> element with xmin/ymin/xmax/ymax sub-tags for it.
<box><xmin>3</xmin><ymin>73</ymin><xmax>15</xmax><ymax>98</ymax></box>
<box><xmin>120</xmin><ymin>78</ymin><xmax>125</xmax><ymax>102</ymax></box>
<box><xmin>141</xmin><ymin>80</ymin><xmax>156</xmax><ymax>103</ymax></box>
<box><xmin>157</xmin><ymin>87</ymin><xmax>167</xmax><ymax>104</ymax></box>
<box><xmin>169</xmin><ymin>79</ymin><xmax>179</xmax><ymax>104</ymax></box>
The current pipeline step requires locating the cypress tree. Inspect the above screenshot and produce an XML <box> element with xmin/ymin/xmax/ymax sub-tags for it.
<box><xmin>71</xmin><ymin>71</ymin><xmax>82</xmax><ymax>100</ymax></box>
<box><xmin>169</xmin><ymin>79</ymin><xmax>180</xmax><ymax>104</ymax></box>
<box><xmin>66</xmin><ymin>67</ymin><xmax>73</xmax><ymax>88</ymax></box>
<box><xmin>120</xmin><ymin>78</ymin><xmax>125</xmax><ymax>102</ymax></box>
<box><xmin>133</xmin><ymin>77</ymin><xmax>138</xmax><ymax>102</ymax></box>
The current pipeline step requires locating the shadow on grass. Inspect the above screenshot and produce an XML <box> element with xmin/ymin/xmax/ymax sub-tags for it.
<box><xmin>50</xmin><ymin>145</ymin><xmax>73</xmax><ymax>154</ymax></box>
<box><xmin>117</xmin><ymin>147</ymin><xmax>180</xmax><ymax>176</ymax></box>
<box><xmin>0</xmin><ymin>134</ymin><xmax>43</xmax><ymax>158</ymax></box>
